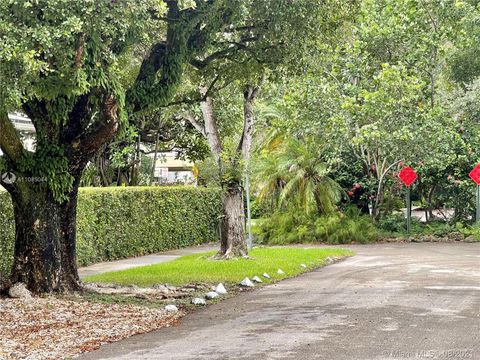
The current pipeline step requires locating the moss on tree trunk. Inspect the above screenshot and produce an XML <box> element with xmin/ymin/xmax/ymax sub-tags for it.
<box><xmin>10</xmin><ymin>181</ymin><xmax>82</xmax><ymax>294</ymax></box>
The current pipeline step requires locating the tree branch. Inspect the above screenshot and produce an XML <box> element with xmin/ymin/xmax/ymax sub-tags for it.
<box><xmin>126</xmin><ymin>0</ymin><xmax>182</xmax><ymax>113</ymax></box>
<box><xmin>69</xmin><ymin>95</ymin><xmax>119</xmax><ymax>171</ymax></box>
<box><xmin>183</xmin><ymin>112</ymin><xmax>206</xmax><ymax>137</ymax></box>
<box><xmin>190</xmin><ymin>46</ymin><xmax>239</xmax><ymax>69</ymax></box>
<box><xmin>74</xmin><ymin>32</ymin><xmax>86</xmax><ymax>69</ymax></box>
<box><xmin>199</xmin><ymin>87</ymin><xmax>223</xmax><ymax>166</ymax></box>
<box><xmin>238</xmin><ymin>76</ymin><xmax>265</xmax><ymax>161</ymax></box>
<box><xmin>163</xmin><ymin>95</ymin><xmax>203</xmax><ymax>108</ymax></box>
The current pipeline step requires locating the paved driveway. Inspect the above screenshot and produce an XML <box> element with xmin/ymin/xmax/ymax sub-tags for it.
<box><xmin>80</xmin><ymin>243</ymin><xmax>480</xmax><ymax>360</ymax></box>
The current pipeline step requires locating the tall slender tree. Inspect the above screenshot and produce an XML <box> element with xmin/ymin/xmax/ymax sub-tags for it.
<box><xmin>175</xmin><ymin>0</ymin><xmax>348</xmax><ymax>257</ymax></box>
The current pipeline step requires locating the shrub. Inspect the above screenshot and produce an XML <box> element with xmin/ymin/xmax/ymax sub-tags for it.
<box><xmin>315</xmin><ymin>210</ymin><xmax>379</xmax><ymax>244</ymax></box>
<box><xmin>456</xmin><ymin>222</ymin><xmax>480</xmax><ymax>241</ymax></box>
<box><xmin>470</xmin><ymin>224</ymin><xmax>480</xmax><ymax>241</ymax></box>
<box><xmin>376</xmin><ymin>212</ymin><xmax>479</xmax><ymax>239</ymax></box>
<box><xmin>257</xmin><ymin>206</ymin><xmax>378</xmax><ymax>245</ymax></box>
<box><xmin>0</xmin><ymin>192</ymin><xmax>15</xmax><ymax>280</ymax></box>
<box><xmin>0</xmin><ymin>186</ymin><xmax>221</xmax><ymax>277</ymax></box>
<box><xmin>376</xmin><ymin>213</ymin><xmax>419</xmax><ymax>234</ymax></box>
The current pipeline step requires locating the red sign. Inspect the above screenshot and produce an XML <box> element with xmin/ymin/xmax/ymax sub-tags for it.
<box><xmin>399</xmin><ymin>166</ymin><xmax>417</xmax><ymax>187</ymax></box>
<box><xmin>469</xmin><ymin>164</ymin><xmax>480</xmax><ymax>185</ymax></box>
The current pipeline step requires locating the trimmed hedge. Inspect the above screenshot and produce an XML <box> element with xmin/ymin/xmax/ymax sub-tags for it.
<box><xmin>0</xmin><ymin>186</ymin><xmax>221</xmax><ymax>277</ymax></box>
<box><xmin>0</xmin><ymin>192</ymin><xmax>15</xmax><ymax>279</ymax></box>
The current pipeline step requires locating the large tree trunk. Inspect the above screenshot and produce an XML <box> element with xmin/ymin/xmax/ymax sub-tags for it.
<box><xmin>219</xmin><ymin>184</ymin><xmax>248</xmax><ymax>258</ymax></box>
<box><xmin>10</xmin><ymin>179</ymin><xmax>82</xmax><ymax>294</ymax></box>
<box><xmin>2</xmin><ymin>95</ymin><xmax>119</xmax><ymax>294</ymax></box>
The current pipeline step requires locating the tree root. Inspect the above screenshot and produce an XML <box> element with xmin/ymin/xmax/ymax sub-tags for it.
<box><xmin>213</xmin><ymin>249</ymin><xmax>250</xmax><ymax>260</ymax></box>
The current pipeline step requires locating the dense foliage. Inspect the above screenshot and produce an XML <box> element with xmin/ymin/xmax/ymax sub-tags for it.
<box><xmin>0</xmin><ymin>187</ymin><xmax>221</xmax><ymax>277</ymax></box>
<box><xmin>235</xmin><ymin>0</ymin><xmax>480</xmax><ymax>246</ymax></box>
<box><xmin>256</xmin><ymin>207</ymin><xmax>378</xmax><ymax>245</ymax></box>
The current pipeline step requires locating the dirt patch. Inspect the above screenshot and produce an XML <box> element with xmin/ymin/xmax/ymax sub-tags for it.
<box><xmin>0</xmin><ymin>296</ymin><xmax>183</xmax><ymax>360</ymax></box>
<box><xmin>84</xmin><ymin>282</ymin><xmax>212</xmax><ymax>300</ymax></box>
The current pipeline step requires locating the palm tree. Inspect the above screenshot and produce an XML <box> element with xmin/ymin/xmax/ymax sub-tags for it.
<box><xmin>256</xmin><ymin>134</ymin><xmax>341</xmax><ymax>215</ymax></box>
<box><xmin>254</xmin><ymin>149</ymin><xmax>287</xmax><ymax>212</ymax></box>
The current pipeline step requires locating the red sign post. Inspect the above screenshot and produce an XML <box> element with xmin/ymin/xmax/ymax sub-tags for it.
<box><xmin>469</xmin><ymin>164</ymin><xmax>480</xmax><ymax>185</ymax></box>
<box><xmin>469</xmin><ymin>164</ymin><xmax>480</xmax><ymax>223</ymax></box>
<box><xmin>398</xmin><ymin>166</ymin><xmax>418</xmax><ymax>233</ymax></box>
<box><xmin>399</xmin><ymin>166</ymin><xmax>418</xmax><ymax>187</ymax></box>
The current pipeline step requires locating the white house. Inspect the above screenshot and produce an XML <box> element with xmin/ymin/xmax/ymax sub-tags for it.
<box><xmin>151</xmin><ymin>151</ymin><xmax>195</xmax><ymax>184</ymax></box>
<box><xmin>0</xmin><ymin>114</ymin><xmax>35</xmax><ymax>190</ymax></box>
<box><xmin>0</xmin><ymin>113</ymin><xmax>36</xmax><ymax>154</ymax></box>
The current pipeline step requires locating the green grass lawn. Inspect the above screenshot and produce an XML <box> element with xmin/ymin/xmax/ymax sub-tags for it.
<box><xmin>84</xmin><ymin>247</ymin><xmax>354</xmax><ymax>287</ymax></box>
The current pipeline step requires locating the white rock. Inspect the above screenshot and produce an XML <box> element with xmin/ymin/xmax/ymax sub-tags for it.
<box><xmin>277</xmin><ymin>269</ymin><xmax>285</xmax><ymax>274</ymax></box>
<box><xmin>206</xmin><ymin>291</ymin><xmax>219</xmax><ymax>299</ymax></box>
<box><xmin>240</xmin><ymin>277</ymin><xmax>254</xmax><ymax>287</ymax></box>
<box><xmin>262</xmin><ymin>273</ymin><xmax>271</xmax><ymax>279</ymax></box>
<box><xmin>192</xmin><ymin>297</ymin><xmax>206</xmax><ymax>305</ymax></box>
<box><xmin>8</xmin><ymin>283</ymin><xmax>32</xmax><ymax>300</ymax></box>
<box><xmin>252</xmin><ymin>276</ymin><xmax>263</xmax><ymax>283</ymax></box>
<box><xmin>300</xmin><ymin>264</ymin><xmax>307</xmax><ymax>268</ymax></box>
<box><xmin>165</xmin><ymin>305</ymin><xmax>179</xmax><ymax>312</ymax></box>
<box><xmin>215</xmin><ymin>283</ymin><xmax>228</xmax><ymax>295</ymax></box>
<box><xmin>326</xmin><ymin>257</ymin><xmax>333</xmax><ymax>263</ymax></box>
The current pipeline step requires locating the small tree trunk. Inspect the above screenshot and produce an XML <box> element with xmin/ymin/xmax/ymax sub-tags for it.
<box><xmin>372</xmin><ymin>182</ymin><xmax>385</xmax><ymax>219</ymax></box>
<box><xmin>427</xmin><ymin>184</ymin><xmax>436</xmax><ymax>220</ymax></box>
<box><xmin>218</xmin><ymin>183</ymin><xmax>247</xmax><ymax>258</ymax></box>
<box><xmin>129</xmin><ymin>135</ymin><xmax>141</xmax><ymax>186</ymax></box>
<box><xmin>151</xmin><ymin>130</ymin><xmax>160</xmax><ymax>185</ymax></box>
<box><xmin>10</xmin><ymin>181</ymin><xmax>82</xmax><ymax>294</ymax></box>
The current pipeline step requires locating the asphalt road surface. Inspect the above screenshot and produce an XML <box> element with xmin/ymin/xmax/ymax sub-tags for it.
<box><xmin>80</xmin><ymin>243</ymin><xmax>480</xmax><ymax>360</ymax></box>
